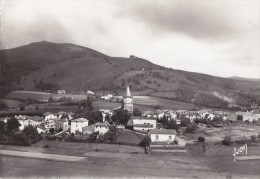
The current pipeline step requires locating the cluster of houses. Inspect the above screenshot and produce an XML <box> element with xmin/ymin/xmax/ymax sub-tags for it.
<box><xmin>0</xmin><ymin>110</ymin><xmax>110</xmax><ymax>136</ymax></box>
<box><xmin>1</xmin><ymin>86</ymin><xmax>260</xmax><ymax>146</ymax></box>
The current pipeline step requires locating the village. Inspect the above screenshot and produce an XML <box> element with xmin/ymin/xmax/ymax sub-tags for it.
<box><xmin>1</xmin><ymin>86</ymin><xmax>260</xmax><ymax>155</ymax></box>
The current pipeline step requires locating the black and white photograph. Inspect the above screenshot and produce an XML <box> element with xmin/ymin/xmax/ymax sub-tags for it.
<box><xmin>0</xmin><ymin>0</ymin><xmax>260</xmax><ymax>178</ymax></box>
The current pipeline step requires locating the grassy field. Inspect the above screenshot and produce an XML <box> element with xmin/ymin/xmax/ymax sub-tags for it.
<box><xmin>1</xmin><ymin>140</ymin><xmax>260</xmax><ymax>178</ymax></box>
<box><xmin>7</xmin><ymin>91</ymin><xmax>52</xmax><ymax>101</ymax></box>
<box><xmin>92</xmin><ymin>100</ymin><xmax>121</xmax><ymax>110</ymax></box>
<box><xmin>134</xmin><ymin>96</ymin><xmax>200</xmax><ymax>110</ymax></box>
<box><xmin>51</xmin><ymin>94</ymin><xmax>88</xmax><ymax>101</ymax></box>
<box><xmin>0</xmin><ymin>102</ymin><xmax>78</xmax><ymax>116</ymax></box>
<box><xmin>184</xmin><ymin>123</ymin><xmax>260</xmax><ymax>143</ymax></box>
<box><xmin>0</xmin><ymin>99</ymin><xmax>24</xmax><ymax>109</ymax></box>
<box><xmin>6</xmin><ymin>91</ymin><xmax>89</xmax><ymax>102</ymax></box>
<box><xmin>116</xmin><ymin>130</ymin><xmax>144</xmax><ymax>145</ymax></box>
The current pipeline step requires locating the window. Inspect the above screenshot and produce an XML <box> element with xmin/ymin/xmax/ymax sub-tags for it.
<box><xmin>156</xmin><ymin>135</ymin><xmax>159</xmax><ymax>140</ymax></box>
<box><xmin>169</xmin><ymin>136</ymin><xmax>172</xmax><ymax>140</ymax></box>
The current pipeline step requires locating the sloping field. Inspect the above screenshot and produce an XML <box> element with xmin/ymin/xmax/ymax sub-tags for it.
<box><xmin>7</xmin><ymin>91</ymin><xmax>51</xmax><ymax>101</ymax></box>
<box><xmin>134</xmin><ymin>96</ymin><xmax>200</xmax><ymax>110</ymax></box>
<box><xmin>52</xmin><ymin>94</ymin><xmax>88</xmax><ymax>101</ymax></box>
<box><xmin>0</xmin><ymin>99</ymin><xmax>24</xmax><ymax>108</ymax></box>
<box><xmin>7</xmin><ymin>91</ymin><xmax>89</xmax><ymax>102</ymax></box>
<box><xmin>200</xmin><ymin>125</ymin><xmax>260</xmax><ymax>143</ymax></box>
<box><xmin>92</xmin><ymin>100</ymin><xmax>121</xmax><ymax>110</ymax></box>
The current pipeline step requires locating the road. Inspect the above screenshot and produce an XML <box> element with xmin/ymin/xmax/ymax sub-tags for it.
<box><xmin>0</xmin><ymin>149</ymin><xmax>85</xmax><ymax>162</ymax></box>
<box><xmin>0</xmin><ymin>149</ymin><xmax>259</xmax><ymax>178</ymax></box>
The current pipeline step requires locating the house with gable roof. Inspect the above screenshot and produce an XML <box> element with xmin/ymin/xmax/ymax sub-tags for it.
<box><xmin>70</xmin><ymin>118</ymin><xmax>89</xmax><ymax>134</ymax></box>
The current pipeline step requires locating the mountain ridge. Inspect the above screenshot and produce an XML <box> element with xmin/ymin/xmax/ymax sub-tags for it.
<box><xmin>0</xmin><ymin>41</ymin><xmax>260</xmax><ymax>109</ymax></box>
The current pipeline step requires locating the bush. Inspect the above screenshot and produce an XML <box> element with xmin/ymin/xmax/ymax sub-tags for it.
<box><xmin>180</xmin><ymin>118</ymin><xmax>191</xmax><ymax>127</ymax></box>
<box><xmin>22</xmin><ymin>125</ymin><xmax>42</xmax><ymax>144</ymax></box>
<box><xmin>198</xmin><ymin>136</ymin><xmax>205</xmax><ymax>142</ymax></box>
<box><xmin>173</xmin><ymin>139</ymin><xmax>178</xmax><ymax>145</ymax></box>
<box><xmin>185</xmin><ymin>124</ymin><xmax>197</xmax><ymax>133</ymax></box>
<box><xmin>138</xmin><ymin>135</ymin><xmax>151</xmax><ymax>147</ymax></box>
<box><xmin>19</xmin><ymin>105</ymin><xmax>25</xmax><ymax>111</ymax></box>
<box><xmin>222</xmin><ymin>136</ymin><xmax>232</xmax><ymax>146</ymax></box>
<box><xmin>43</xmin><ymin>144</ymin><xmax>49</xmax><ymax>148</ymax></box>
<box><xmin>251</xmin><ymin>135</ymin><xmax>257</xmax><ymax>143</ymax></box>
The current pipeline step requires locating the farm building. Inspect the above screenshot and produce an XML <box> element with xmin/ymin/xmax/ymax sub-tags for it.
<box><xmin>94</xmin><ymin>123</ymin><xmax>109</xmax><ymax>134</ymax></box>
<box><xmin>57</xmin><ymin>90</ymin><xmax>66</xmax><ymax>94</ymax></box>
<box><xmin>149</xmin><ymin>129</ymin><xmax>177</xmax><ymax>143</ymax></box>
<box><xmin>130</xmin><ymin>117</ymin><xmax>157</xmax><ymax>131</ymax></box>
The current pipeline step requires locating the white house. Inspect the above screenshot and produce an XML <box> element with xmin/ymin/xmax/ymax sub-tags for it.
<box><xmin>0</xmin><ymin>117</ymin><xmax>10</xmax><ymax>123</ymax></box>
<box><xmin>36</xmin><ymin>125</ymin><xmax>46</xmax><ymax>134</ymax></box>
<box><xmin>43</xmin><ymin>119</ymin><xmax>56</xmax><ymax>132</ymax></box>
<box><xmin>101</xmin><ymin>94</ymin><xmax>113</xmax><ymax>100</ymax></box>
<box><xmin>57</xmin><ymin>90</ymin><xmax>66</xmax><ymax>94</ymax></box>
<box><xmin>149</xmin><ymin>129</ymin><xmax>177</xmax><ymax>143</ymax></box>
<box><xmin>132</xmin><ymin>117</ymin><xmax>157</xmax><ymax>131</ymax></box>
<box><xmin>87</xmin><ymin>90</ymin><xmax>95</xmax><ymax>95</ymax></box>
<box><xmin>100</xmin><ymin>109</ymin><xmax>113</xmax><ymax>122</ymax></box>
<box><xmin>43</xmin><ymin>112</ymin><xmax>57</xmax><ymax>121</ymax></box>
<box><xmin>70</xmin><ymin>118</ymin><xmax>89</xmax><ymax>134</ymax></box>
<box><xmin>94</xmin><ymin>123</ymin><xmax>109</xmax><ymax>134</ymax></box>
<box><xmin>17</xmin><ymin>117</ymin><xmax>42</xmax><ymax>130</ymax></box>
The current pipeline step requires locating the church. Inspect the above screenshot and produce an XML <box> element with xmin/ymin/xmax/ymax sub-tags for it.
<box><xmin>123</xmin><ymin>85</ymin><xmax>133</xmax><ymax>114</ymax></box>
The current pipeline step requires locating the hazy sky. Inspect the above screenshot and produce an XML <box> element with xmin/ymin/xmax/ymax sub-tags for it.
<box><xmin>0</xmin><ymin>0</ymin><xmax>259</xmax><ymax>78</ymax></box>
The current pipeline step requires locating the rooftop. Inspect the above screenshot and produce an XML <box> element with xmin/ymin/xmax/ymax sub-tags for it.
<box><xmin>131</xmin><ymin>116</ymin><xmax>157</xmax><ymax>120</ymax></box>
<box><xmin>133</xmin><ymin>124</ymin><xmax>153</xmax><ymax>128</ymax></box>
<box><xmin>149</xmin><ymin>129</ymin><xmax>177</xmax><ymax>135</ymax></box>
<box><xmin>72</xmin><ymin>118</ymin><xmax>89</xmax><ymax>122</ymax></box>
<box><xmin>95</xmin><ymin>123</ymin><xmax>109</xmax><ymax>127</ymax></box>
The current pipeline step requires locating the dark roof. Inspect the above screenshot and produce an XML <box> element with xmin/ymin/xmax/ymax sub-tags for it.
<box><xmin>131</xmin><ymin>117</ymin><xmax>157</xmax><ymax>120</ymax></box>
<box><xmin>95</xmin><ymin>123</ymin><xmax>109</xmax><ymax>127</ymax></box>
<box><xmin>149</xmin><ymin>129</ymin><xmax>177</xmax><ymax>135</ymax></box>
<box><xmin>133</xmin><ymin>124</ymin><xmax>153</xmax><ymax>128</ymax></box>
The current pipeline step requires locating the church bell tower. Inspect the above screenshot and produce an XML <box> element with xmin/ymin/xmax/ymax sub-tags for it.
<box><xmin>123</xmin><ymin>85</ymin><xmax>133</xmax><ymax>114</ymax></box>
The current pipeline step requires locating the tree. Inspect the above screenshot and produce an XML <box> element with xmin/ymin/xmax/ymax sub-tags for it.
<box><xmin>22</xmin><ymin>125</ymin><xmax>42</xmax><ymax>144</ymax></box>
<box><xmin>139</xmin><ymin>135</ymin><xmax>151</xmax><ymax>147</ymax></box>
<box><xmin>0</xmin><ymin>121</ymin><xmax>6</xmax><ymax>138</ymax></box>
<box><xmin>104</xmin><ymin>126</ymin><xmax>117</xmax><ymax>142</ymax></box>
<box><xmin>111</xmin><ymin>109</ymin><xmax>131</xmax><ymax>126</ymax></box>
<box><xmin>105</xmin><ymin>114</ymin><xmax>110</xmax><ymax>122</ymax></box>
<box><xmin>198</xmin><ymin>136</ymin><xmax>205</xmax><ymax>142</ymax></box>
<box><xmin>0</xmin><ymin>101</ymin><xmax>8</xmax><ymax>111</ymax></box>
<box><xmin>211</xmin><ymin>116</ymin><xmax>223</xmax><ymax>124</ymax></box>
<box><xmin>185</xmin><ymin>124</ymin><xmax>197</xmax><ymax>133</ymax></box>
<box><xmin>133</xmin><ymin>108</ymin><xmax>142</xmax><ymax>116</ymax></box>
<box><xmin>48</xmin><ymin>96</ymin><xmax>54</xmax><ymax>103</ymax></box>
<box><xmin>180</xmin><ymin>117</ymin><xmax>191</xmax><ymax>127</ymax></box>
<box><xmin>78</xmin><ymin>97</ymin><xmax>93</xmax><ymax>111</ymax></box>
<box><xmin>49</xmin><ymin>128</ymin><xmax>55</xmax><ymax>134</ymax></box>
<box><xmin>74</xmin><ymin>110</ymin><xmax>103</xmax><ymax>125</ymax></box>
<box><xmin>251</xmin><ymin>135</ymin><xmax>257</xmax><ymax>143</ymax></box>
<box><xmin>222</xmin><ymin>136</ymin><xmax>232</xmax><ymax>145</ymax></box>
<box><xmin>6</xmin><ymin>118</ymin><xmax>20</xmax><ymax>132</ymax></box>
<box><xmin>19</xmin><ymin>105</ymin><xmax>25</xmax><ymax>111</ymax></box>
<box><xmin>159</xmin><ymin>116</ymin><xmax>179</xmax><ymax>131</ymax></box>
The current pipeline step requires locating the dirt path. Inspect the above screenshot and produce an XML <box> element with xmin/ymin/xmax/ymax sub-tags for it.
<box><xmin>0</xmin><ymin>149</ymin><xmax>86</xmax><ymax>162</ymax></box>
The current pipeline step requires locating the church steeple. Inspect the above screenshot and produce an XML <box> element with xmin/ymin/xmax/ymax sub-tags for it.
<box><xmin>123</xmin><ymin>85</ymin><xmax>133</xmax><ymax>114</ymax></box>
<box><xmin>124</xmin><ymin>85</ymin><xmax>131</xmax><ymax>97</ymax></box>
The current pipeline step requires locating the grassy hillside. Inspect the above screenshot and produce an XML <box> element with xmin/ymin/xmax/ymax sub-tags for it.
<box><xmin>1</xmin><ymin>41</ymin><xmax>260</xmax><ymax>109</ymax></box>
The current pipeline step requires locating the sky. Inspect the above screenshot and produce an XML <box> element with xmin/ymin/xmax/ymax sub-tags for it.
<box><xmin>0</xmin><ymin>0</ymin><xmax>259</xmax><ymax>78</ymax></box>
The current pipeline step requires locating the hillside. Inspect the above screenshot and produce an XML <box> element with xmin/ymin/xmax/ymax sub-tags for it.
<box><xmin>1</xmin><ymin>41</ymin><xmax>260</xmax><ymax>109</ymax></box>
